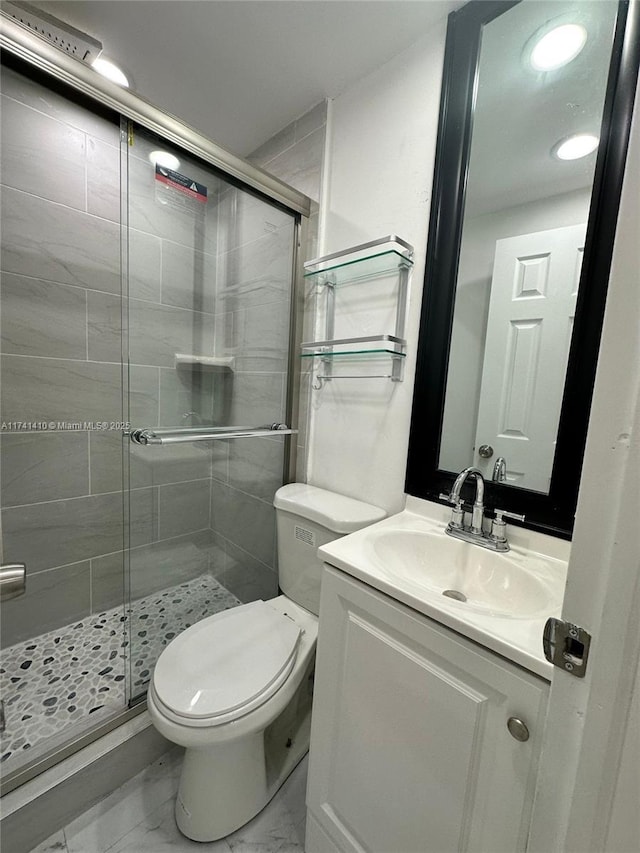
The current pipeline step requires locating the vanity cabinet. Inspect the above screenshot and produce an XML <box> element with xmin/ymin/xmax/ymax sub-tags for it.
<box><xmin>305</xmin><ymin>566</ymin><xmax>549</xmax><ymax>853</ymax></box>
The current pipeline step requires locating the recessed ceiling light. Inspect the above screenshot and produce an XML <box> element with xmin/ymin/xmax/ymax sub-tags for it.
<box><xmin>553</xmin><ymin>133</ymin><xmax>599</xmax><ymax>161</ymax></box>
<box><xmin>91</xmin><ymin>57</ymin><xmax>129</xmax><ymax>88</ymax></box>
<box><xmin>149</xmin><ymin>151</ymin><xmax>181</xmax><ymax>171</ymax></box>
<box><xmin>530</xmin><ymin>23</ymin><xmax>587</xmax><ymax>71</ymax></box>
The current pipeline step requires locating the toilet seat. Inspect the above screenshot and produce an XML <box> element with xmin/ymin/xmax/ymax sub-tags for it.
<box><xmin>152</xmin><ymin>600</ymin><xmax>302</xmax><ymax>727</ymax></box>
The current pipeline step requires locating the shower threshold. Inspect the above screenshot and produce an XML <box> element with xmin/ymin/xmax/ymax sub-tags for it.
<box><xmin>0</xmin><ymin>574</ymin><xmax>240</xmax><ymax>778</ymax></box>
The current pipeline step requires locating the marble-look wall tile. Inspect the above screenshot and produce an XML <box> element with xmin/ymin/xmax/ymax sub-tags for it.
<box><xmin>294</xmin><ymin>100</ymin><xmax>328</xmax><ymax>143</ymax></box>
<box><xmin>90</xmin><ymin>431</ymin><xmax>212</xmax><ymax>494</ymax></box>
<box><xmin>1</xmin><ymin>432</ymin><xmax>89</xmax><ymax>507</ymax></box>
<box><xmin>87</xmin><ymin>136</ymin><xmax>120</xmax><ymax>222</ymax></box>
<box><xmin>1</xmin><ymin>65</ymin><xmax>120</xmax><ymax>146</ymax></box>
<box><xmin>220</xmin><ymin>189</ymin><xmax>294</xmax><ymax>254</ymax></box>
<box><xmin>88</xmin><ymin>290</ymin><xmax>122</xmax><ymax>363</ymax></box>
<box><xmin>1</xmin><ymin>94</ymin><xmax>86</xmax><ymax>210</ymax></box>
<box><xmin>92</xmin><ymin>530</ymin><xmax>213</xmax><ymax>609</ymax></box>
<box><xmin>89</xmin><ymin>551</ymin><xmax>125</xmax><ymax>613</ymax></box>
<box><xmin>1</xmin><ymin>187</ymin><xmax>121</xmax><ymax>294</ymax></box>
<box><xmin>129</xmin><ymin>366</ymin><xmax>160</xmax><ymax>430</ymax></box>
<box><xmin>157</xmin><ymin>366</ymin><xmax>220</xmax><ymax>428</ymax></box>
<box><xmin>1</xmin><ymin>274</ymin><xmax>88</xmax><ymax>359</ymax></box>
<box><xmin>264</xmin><ymin>126</ymin><xmax>325</xmax><ymax>201</ymax></box>
<box><xmin>228</xmin><ymin>436</ymin><xmax>285</xmax><ymax>502</ymax></box>
<box><xmin>161</xmin><ymin>240</ymin><xmax>217</xmax><ymax>313</ymax></box>
<box><xmin>216</xmin><ymin>226</ymin><xmax>294</xmax><ymax>313</ymax></box>
<box><xmin>88</xmin><ymin>432</ymin><xmax>124</xmax><ymax>496</ymax></box>
<box><xmin>248</xmin><ymin>123</ymin><xmax>297</xmax><ymax>167</ymax></box>
<box><xmin>129</xmin><ymin>529</ymin><xmax>212</xmax><ymax>600</ymax></box>
<box><xmin>210</xmin><ymin>481</ymin><xmax>276</xmax><ymax>568</ymax></box>
<box><xmin>0</xmin><ymin>560</ymin><xmax>91</xmax><ymax>648</ymax></box>
<box><xmin>129</xmin><ymin>299</ymin><xmax>215</xmax><ymax>368</ymax></box>
<box><xmin>215</xmin><ymin>535</ymin><xmax>278</xmax><ymax>603</ymax></box>
<box><xmin>129</xmin><ymin>486</ymin><xmax>158</xmax><ymax>548</ymax></box>
<box><xmin>127</xmin><ymin>159</ymin><xmax>218</xmax><ymax>253</ymax></box>
<box><xmin>229</xmin><ymin>371</ymin><xmax>285</xmax><ymax>426</ymax></box>
<box><xmin>225</xmin><ymin>300</ymin><xmax>291</xmax><ymax>372</ymax></box>
<box><xmin>2</xmin><ymin>493</ymin><xmax>125</xmax><ymax>573</ymax></box>
<box><xmin>1</xmin><ymin>356</ymin><xmax>122</xmax><ymax>424</ymax></box>
<box><xmin>129</xmin><ymin>229</ymin><xmax>162</xmax><ymax>302</ymax></box>
<box><xmin>158</xmin><ymin>479</ymin><xmax>211</xmax><ymax>540</ymax></box>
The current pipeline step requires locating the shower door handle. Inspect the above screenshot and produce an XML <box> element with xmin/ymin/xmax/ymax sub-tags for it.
<box><xmin>0</xmin><ymin>563</ymin><xmax>27</xmax><ymax>601</ymax></box>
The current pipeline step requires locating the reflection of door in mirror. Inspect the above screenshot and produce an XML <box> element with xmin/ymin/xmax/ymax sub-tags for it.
<box><xmin>473</xmin><ymin>224</ymin><xmax>585</xmax><ymax>493</ymax></box>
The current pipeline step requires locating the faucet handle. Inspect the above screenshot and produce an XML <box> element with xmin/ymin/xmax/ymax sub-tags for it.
<box><xmin>439</xmin><ymin>493</ymin><xmax>465</xmax><ymax>529</ymax></box>
<box><xmin>490</xmin><ymin>508</ymin><xmax>525</xmax><ymax>546</ymax></box>
<box><xmin>494</xmin><ymin>509</ymin><xmax>525</xmax><ymax>523</ymax></box>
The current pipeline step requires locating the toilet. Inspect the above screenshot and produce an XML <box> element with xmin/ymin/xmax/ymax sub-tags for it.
<box><xmin>147</xmin><ymin>483</ymin><xmax>386</xmax><ymax>842</ymax></box>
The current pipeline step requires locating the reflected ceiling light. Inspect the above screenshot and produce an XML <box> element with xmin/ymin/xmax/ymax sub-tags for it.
<box><xmin>148</xmin><ymin>150</ymin><xmax>181</xmax><ymax>171</ymax></box>
<box><xmin>553</xmin><ymin>133</ymin><xmax>599</xmax><ymax>160</ymax></box>
<box><xmin>91</xmin><ymin>56</ymin><xmax>129</xmax><ymax>88</ymax></box>
<box><xmin>530</xmin><ymin>23</ymin><xmax>587</xmax><ymax>71</ymax></box>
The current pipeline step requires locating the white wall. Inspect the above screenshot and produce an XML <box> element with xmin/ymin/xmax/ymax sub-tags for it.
<box><xmin>307</xmin><ymin>21</ymin><xmax>450</xmax><ymax>514</ymax></box>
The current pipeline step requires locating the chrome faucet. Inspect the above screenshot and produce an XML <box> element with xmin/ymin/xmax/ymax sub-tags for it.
<box><xmin>449</xmin><ymin>467</ymin><xmax>485</xmax><ymax>534</ymax></box>
<box><xmin>492</xmin><ymin>456</ymin><xmax>507</xmax><ymax>482</ymax></box>
<box><xmin>440</xmin><ymin>466</ymin><xmax>524</xmax><ymax>552</ymax></box>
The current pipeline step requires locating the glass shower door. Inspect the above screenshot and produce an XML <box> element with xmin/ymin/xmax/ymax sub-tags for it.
<box><xmin>123</xmin><ymin>124</ymin><xmax>297</xmax><ymax>700</ymax></box>
<box><xmin>0</xmin><ymin>63</ymin><xmax>129</xmax><ymax>782</ymax></box>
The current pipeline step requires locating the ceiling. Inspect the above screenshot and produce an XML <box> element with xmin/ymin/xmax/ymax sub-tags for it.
<box><xmin>29</xmin><ymin>1</ymin><xmax>460</xmax><ymax>156</ymax></box>
<box><xmin>466</xmin><ymin>0</ymin><xmax>618</xmax><ymax>216</ymax></box>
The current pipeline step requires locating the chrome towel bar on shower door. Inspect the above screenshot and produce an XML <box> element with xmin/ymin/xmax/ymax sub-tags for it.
<box><xmin>130</xmin><ymin>423</ymin><xmax>297</xmax><ymax>446</ymax></box>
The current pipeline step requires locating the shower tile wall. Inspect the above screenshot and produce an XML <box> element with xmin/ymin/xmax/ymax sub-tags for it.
<box><xmin>248</xmin><ymin>100</ymin><xmax>328</xmax><ymax>485</ymax></box>
<box><xmin>206</xmin><ymin>187</ymin><xmax>295</xmax><ymax>601</ymax></box>
<box><xmin>0</xmin><ymin>67</ymin><xmax>212</xmax><ymax>648</ymax></box>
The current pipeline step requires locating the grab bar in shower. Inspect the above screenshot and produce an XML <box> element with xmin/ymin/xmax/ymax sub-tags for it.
<box><xmin>130</xmin><ymin>423</ymin><xmax>297</xmax><ymax>446</ymax></box>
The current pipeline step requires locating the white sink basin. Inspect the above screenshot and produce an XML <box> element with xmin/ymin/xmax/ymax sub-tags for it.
<box><xmin>367</xmin><ymin>528</ymin><xmax>559</xmax><ymax>619</ymax></box>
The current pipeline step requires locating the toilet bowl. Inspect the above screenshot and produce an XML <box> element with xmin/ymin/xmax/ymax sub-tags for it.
<box><xmin>148</xmin><ymin>484</ymin><xmax>385</xmax><ymax>842</ymax></box>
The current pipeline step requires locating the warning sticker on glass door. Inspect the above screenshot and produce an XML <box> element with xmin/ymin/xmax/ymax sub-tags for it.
<box><xmin>155</xmin><ymin>165</ymin><xmax>208</xmax><ymax>202</ymax></box>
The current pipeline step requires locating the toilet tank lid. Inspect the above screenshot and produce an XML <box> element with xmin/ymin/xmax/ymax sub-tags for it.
<box><xmin>273</xmin><ymin>483</ymin><xmax>386</xmax><ymax>533</ymax></box>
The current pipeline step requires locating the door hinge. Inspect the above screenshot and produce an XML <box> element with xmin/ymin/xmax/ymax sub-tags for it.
<box><xmin>543</xmin><ymin>618</ymin><xmax>592</xmax><ymax>678</ymax></box>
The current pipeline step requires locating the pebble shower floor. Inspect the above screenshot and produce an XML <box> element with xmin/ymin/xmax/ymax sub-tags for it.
<box><xmin>0</xmin><ymin>575</ymin><xmax>241</xmax><ymax>773</ymax></box>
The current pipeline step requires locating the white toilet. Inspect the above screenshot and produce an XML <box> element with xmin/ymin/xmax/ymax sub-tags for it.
<box><xmin>147</xmin><ymin>483</ymin><xmax>385</xmax><ymax>842</ymax></box>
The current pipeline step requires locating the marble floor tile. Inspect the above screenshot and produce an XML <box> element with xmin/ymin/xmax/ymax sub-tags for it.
<box><xmin>30</xmin><ymin>750</ymin><xmax>307</xmax><ymax>853</ymax></box>
<box><xmin>64</xmin><ymin>749</ymin><xmax>183</xmax><ymax>853</ymax></box>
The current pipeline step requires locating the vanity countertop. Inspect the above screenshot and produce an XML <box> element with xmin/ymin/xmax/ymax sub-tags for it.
<box><xmin>318</xmin><ymin>496</ymin><xmax>570</xmax><ymax>680</ymax></box>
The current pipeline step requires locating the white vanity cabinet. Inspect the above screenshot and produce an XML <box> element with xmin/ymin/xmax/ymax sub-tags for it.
<box><xmin>305</xmin><ymin>566</ymin><xmax>549</xmax><ymax>853</ymax></box>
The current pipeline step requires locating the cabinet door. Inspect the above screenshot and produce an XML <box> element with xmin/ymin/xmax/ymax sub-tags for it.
<box><xmin>306</xmin><ymin>567</ymin><xmax>549</xmax><ymax>853</ymax></box>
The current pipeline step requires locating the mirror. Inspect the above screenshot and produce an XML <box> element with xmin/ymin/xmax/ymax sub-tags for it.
<box><xmin>406</xmin><ymin>0</ymin><xmax>639</xmax><ymax>537</ymax></box>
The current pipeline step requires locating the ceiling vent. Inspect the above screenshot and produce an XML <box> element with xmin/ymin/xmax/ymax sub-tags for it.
<box><xmin>2</xmin><ymin>2</ymin><xmax>102</xmax><ymax>62</ymax></box>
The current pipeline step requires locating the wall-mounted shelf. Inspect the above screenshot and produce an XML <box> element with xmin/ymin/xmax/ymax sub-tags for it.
<box><xmin>302</xmin><ymin>236</ymin><xmax>413</xmax><ymax>384</ymax></box>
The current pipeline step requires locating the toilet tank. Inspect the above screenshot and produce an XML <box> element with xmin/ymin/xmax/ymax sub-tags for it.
<box><xmin>273</xmin><ymin>484</ymin><xmax>386</xmax><ymax>616</ymax></box>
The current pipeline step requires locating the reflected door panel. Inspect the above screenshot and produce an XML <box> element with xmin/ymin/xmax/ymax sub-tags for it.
<box><xmin>474</xmin><ymin>224</ymin><xmax>585</xmax><ymax>492</ymax></box>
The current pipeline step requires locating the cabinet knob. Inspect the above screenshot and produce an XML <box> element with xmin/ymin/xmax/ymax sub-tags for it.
<box><xmin>507</xmin><ymin>717</ymin><xmax>530</xmax><ymax>742</ymax></box>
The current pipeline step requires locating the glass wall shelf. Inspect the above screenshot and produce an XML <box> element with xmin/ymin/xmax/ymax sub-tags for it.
<box><xmin>303</xmin><ymin>248</ymin><xmax>413</xmax><ymax>285</ymax></box>
<box><xmin>302</xmin><ymin>237</ymin><xmax>413</xmax><ymax>385</ymax></box>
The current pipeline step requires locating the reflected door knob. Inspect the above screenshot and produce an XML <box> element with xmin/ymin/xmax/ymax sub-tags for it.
<box><xmin>507</xmin><ymin>717</ymin><xmax>530</xmax><ymax>742</ymax></box>
<box><xmin>478</xmin><ymin>444</ymin><xmax>494</xmax><ymax>458</ymax></box>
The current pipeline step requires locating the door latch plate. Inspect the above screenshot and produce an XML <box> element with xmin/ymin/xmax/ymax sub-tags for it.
<box><xmin>543</xmin><ymin>618</ymin><xmax>591</xmax><ymax>678</ymax></box>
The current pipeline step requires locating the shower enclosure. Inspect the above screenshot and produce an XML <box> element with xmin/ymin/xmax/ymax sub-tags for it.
<box><xmin>0</xmin><ymin>23</ymin><xmax>309</xmax><ymax>795</ymax></box>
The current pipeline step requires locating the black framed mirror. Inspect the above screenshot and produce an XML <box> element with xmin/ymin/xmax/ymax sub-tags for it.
<box><xmin>406</xmin><ymin>0</ymin><xmax>640</xmax><ymax>538</ymax></box>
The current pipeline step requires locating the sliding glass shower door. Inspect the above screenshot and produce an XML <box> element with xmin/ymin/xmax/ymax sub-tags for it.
<box><xmin>0</xmin><ymin>62</ymin><xmax>129</xmax><ymax>782</ymax></box>
<box><xmin>123</xmin><ymin>124</ymin><xmax>298</xmax><ymax>699</ymax></box>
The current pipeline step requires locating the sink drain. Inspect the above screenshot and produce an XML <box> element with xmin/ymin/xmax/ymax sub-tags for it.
<box><xmin>442</xmin><ymin>589</ymin><xmax>467</xmax><ymax>602</ymax></box>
